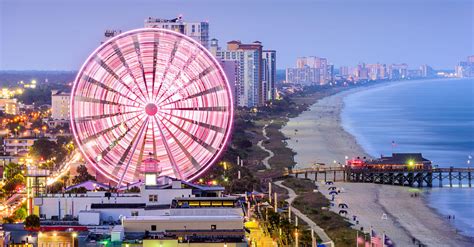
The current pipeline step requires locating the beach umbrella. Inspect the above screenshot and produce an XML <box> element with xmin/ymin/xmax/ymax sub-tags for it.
<box><xmin>338</xmin><ymin>210</ymin><xmax>348</xmax><ymax>215</ymax></box>
<box><xmin>329</xmin><ymin>191</ymin><xmax>338</xmax><ymax>195</ymax></box>
<box><xmin>328</xmin><ymin>186</ymin><xmax>337</xmax><ymax>190</ymax></box>
<box><xmin>338</xmin><ymin>203</ymin><xmax>348</xmax><ymax>208</ymax></box>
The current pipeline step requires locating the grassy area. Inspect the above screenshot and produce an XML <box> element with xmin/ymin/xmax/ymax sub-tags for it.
<box><xmin>282</xmin><ymin>178</ymin><xmax>358</xmax><ymax>247</ymax></box>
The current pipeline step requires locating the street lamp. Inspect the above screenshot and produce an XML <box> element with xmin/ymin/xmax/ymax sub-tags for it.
<box><xmin>72</xmin><ymin>232</ymin><xmax>77</xmax><ymax>247</ymax></box>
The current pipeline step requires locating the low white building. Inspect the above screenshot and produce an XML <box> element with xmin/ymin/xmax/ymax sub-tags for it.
<box><xmin>33</xmin><ymin>177</ymin><xmax>226</xmax><ymax>224</ymax></box>
<box><xmin>3</xmin><ymin>137</ymin><xmax>37</xmax><ymax>155</ymax></box>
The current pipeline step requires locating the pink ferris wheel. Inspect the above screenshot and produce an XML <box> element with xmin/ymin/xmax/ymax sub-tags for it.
<box><xmin>70</xmin><ymin>28</ymin><xmax>234</xmax><ymax>186</ymax></box>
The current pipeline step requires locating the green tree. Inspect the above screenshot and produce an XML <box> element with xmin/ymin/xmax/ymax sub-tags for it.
<box><xmin>13</xmin><ymin>204</ymin><xmax>27</xmax><ymax>221</ymax></box>
<box><xmin>30</xmin><ymin>138</ymin><xmax>58</xmax><ymax>161</ymax></box>
<box><xmin>3</xmin><ymin>173</ymin><xmax>26</xmax><ymax>194</ymax></box>
<box><xmin>24</xmin><ymin>214</ymin><xmax>40</xmax><ymax>230</ymax></box>
<box><xmin>48</xmin><ymin>181</ymin><xmax>64</xmax><ymax>194</ymax></box>
<box><xmin>4</xmin><ymin>162</ymin><xmax>22</xmax><ymax>180</ymax></box>
<box><xmin>72</xmin><ymin>164</ymin><xmax>95</xmax><ymax>184</ymax></box>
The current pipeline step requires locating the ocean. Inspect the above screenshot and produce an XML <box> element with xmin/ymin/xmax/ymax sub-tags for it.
<box><xmin>341</xmin><ymin>78</ymin><xmax>474</xmax><ymax>237</ymax></box>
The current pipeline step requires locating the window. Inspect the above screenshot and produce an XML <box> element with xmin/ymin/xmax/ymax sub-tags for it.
<box><xmin>151</xmin><ymin>225</ymin><xmax>157</xmax><ymax>231</ymax></box>
<box><xmin>149</xmin><ymin>194</ymin><xmax>158</xmax><ymax>202</ymax></box>
<box><xmin>131</xmin><ymin>211</ymin><xmax>139</xmax><ymax>216</ymax></box>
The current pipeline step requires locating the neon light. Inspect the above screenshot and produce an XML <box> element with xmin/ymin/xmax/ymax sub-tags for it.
<box><xmin>70</xmin><ymin>28</ymin><xmax>234</xmax><ymax>183</ymax></box>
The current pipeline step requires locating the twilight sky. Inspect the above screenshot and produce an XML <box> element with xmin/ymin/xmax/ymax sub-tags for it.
<box><xmin>0</xmin><ymin>0</ymin><xmax>472</xmax><ymax>70</ymax></box>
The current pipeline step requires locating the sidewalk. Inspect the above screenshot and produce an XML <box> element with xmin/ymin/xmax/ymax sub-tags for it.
<box><xmin>274</xmin><ymin>180</ymin><xmax>334</xmax><ymax>247</ymax></box>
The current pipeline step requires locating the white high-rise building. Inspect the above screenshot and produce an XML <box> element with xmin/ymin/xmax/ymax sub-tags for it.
<box><xmin>212</xmin><ymin>40</ymin><xmax>264</xmax><ymax>107</ymax></box>
<box><xmin>144</xmin><ymin>15</ymin><xmax>210</xmax><ymax>48</ymax></box>
<box><xmin>262</xmin><ymin>50</ymin><xmax>277</xmax><ymax>102</ymax></box>
<box><xmin>51</xmin><ymin>90</ymin><xmax>70</xmax><ymax>120</ymax></box>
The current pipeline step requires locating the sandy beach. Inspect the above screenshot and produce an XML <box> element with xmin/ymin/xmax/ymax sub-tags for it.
<box><xmin>281</xmin><ymin>86</ymin><xmax>474</xmax><ymax>246</ymax></box>
<box><xmin>282</xmin><ymin>87</ymin><xmax>372</xmax><ymax>168</ymax></box>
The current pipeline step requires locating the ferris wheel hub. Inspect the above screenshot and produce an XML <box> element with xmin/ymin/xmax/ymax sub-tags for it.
<box><xmin>145</xmin><ymin>103</ymin><xmax>158</xmax><ymax>116</ymax></box>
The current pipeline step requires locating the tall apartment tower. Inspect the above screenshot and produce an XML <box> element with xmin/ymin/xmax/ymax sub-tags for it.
<box><xmin>213</xmin><ymin>40</ymin><xmax>264</xmax><ymax>107</ymax></box>
<box><xmin>262</xmin><ymin>50</ymin><xmax>277</xmax><ymax>102</ymax></box>
<box><xmin>144</xmin><ymin>15</ymin><xmax>210</xmax><ymax>48</ymax></box>
<box><xmin>293</xmin><ymin>56</ymin><xmax>329</xmax><ymax>84</ymax></box>
<box><xmin>389</xmin><ymin>63</ymin><xmax>409</xmax><ymax>79</ymax></box>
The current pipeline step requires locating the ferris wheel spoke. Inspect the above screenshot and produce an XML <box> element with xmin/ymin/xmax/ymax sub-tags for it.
<box><xmin>159</xmin><ymin>113</ymin><xmax>217</xmax><ymax>154</ymax></box>
<box><xmin>159</xmin><ymin>111</ymin><xmax>226</xmax><ymax>133</ymax></box>
<box><xmin>165</xmin><ymin>106</ymin><xmax>227</xmax><ymax>112</ymax></box>
<box><xmin>151</xmin><ymin>120</ymin><xmax>158</xmax><ymax>160</ymax></box>
<box><xmin>156</xmin><ymin>66</ymin><xmax>215</xmax><ymax>106</ymax></box>
<box><xmin>158</xmin><ymin>118</ymin><xmax>201</xmax><ymax>172</ymax></box>
<box><xmin>94</xmin><ymin>56</ymin><xmax>148</xmax><ymax>105</ymax></box>
<box><xmin>132</xmin><ymin>36</ymin><xmax>151</xmax><ymax>101</ymax></box>
<box><xmin>153</xmin><ymin>115</ymin><xmax>183</xmax><ymax>180</ymax></box>
<box><xmin>81</xmin><ymin>74</ymin><xmax>140</xmax><ymax>104</ymax></box>
<box><xmin>154</xmin><ymin>48</ymin><xmax>199</xmax><ymax>103</ymax></box>
<box><xmin>155</xmin><ymin>39</ymin><xmax>181</xmax><ymax>99</ymax></box>
<box><xmin>132</xmin><ymin>121</ymin><xmax>154</xmax><ymax>181</ymax></box>
<box><xmin>80</xmin><ymin>113</ymin><xmax>142</xmax><ymax>145</ymax></box>
<box><xmin>151</xmin><ymin>34</ymin><xmax>159</xmax><ymax>99</ymax></box>
<box><xmin>160</xmin><ymin>85</ymin><xmax>225</xmax><ymax>108</ymax></box>
<box><xmin>74</xmin><ymin>110</ymin><xmax>141</xmax><ymax>123</ymax></box>
<box><xmin>74</xmin><ymin>95</ymin><xmax>138</xmax><ymax>108</ymax></box>
<box><xmin>116</xmin><ymin>118</ymin><xmax>150</xmax><ymax>188</ymax></box>
<box><xmin>95</xmin><ymin>117</ymin><xmax>143</xmax><ymax>164</ymax></box>
<box><xmin>111</xmin><ymin>43</ymin><xmax>149</xmax><ymax>102</ymax></box>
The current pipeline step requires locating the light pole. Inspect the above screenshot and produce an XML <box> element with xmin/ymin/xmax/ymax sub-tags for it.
<box><xmin>72</xmin><ymin>232</ymin><xmax>77</xmax><ymax>247</ymax></box>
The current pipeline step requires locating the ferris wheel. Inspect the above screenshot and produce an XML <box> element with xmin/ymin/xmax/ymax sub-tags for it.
<box><xmin>70</xmin><ymin>28</ymin><xmax>234</xmax><ymax>186</ymax></box>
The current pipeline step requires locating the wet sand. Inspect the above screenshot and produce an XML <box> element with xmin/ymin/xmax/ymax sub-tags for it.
<box><xmin>281</xmin><ymin>87</ymin><xmax>474</xmax><ymax>246</ymax></box>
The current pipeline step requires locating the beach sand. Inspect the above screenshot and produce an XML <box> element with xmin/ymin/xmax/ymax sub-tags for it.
<box><xmin>281</xmin><ymin>87</ymin><xmax>474</xmax><ymax>246</ymax></box>
<box><xmin>281</xmin><ymin>88</ymin><xmax>371</xmax><ymax>168</ymax></box>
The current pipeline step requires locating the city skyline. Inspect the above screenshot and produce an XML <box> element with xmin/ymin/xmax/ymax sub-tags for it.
<box><xmin>1</xmin><ymin>0</ymin><xmax>472</xmax><ymax>71</ymax></box>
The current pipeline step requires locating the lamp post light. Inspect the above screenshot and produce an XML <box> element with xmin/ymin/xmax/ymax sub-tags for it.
<box><xmin>72</xmin><ymin>232</ymin><xmax>77</xmax><ymax>247</ymax></box>
<box><xmin>295</xmin><ymin>229</ymin><xmax>299</xmax><ymax>247</ymax></box>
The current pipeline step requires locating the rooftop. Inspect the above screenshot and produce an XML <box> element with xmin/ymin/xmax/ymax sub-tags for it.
<box><xmin>366</xmin><ymin>153</ymin><xmax>431</xmax><ymax>165</ymax></box>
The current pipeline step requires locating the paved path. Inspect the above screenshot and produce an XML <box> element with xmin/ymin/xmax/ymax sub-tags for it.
<box><xmin>257</xmin><ymin>120</ymin><xmax>274</xmax><ymax>169</ymax></box>
<box><xmin>275</xmin><ymin>180</ymin><xmax>335</xmax><ymax>247</ymax></box>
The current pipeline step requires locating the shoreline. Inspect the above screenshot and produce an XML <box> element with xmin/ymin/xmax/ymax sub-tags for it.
<box><xmin>281</xmin><ymin>81</ymin><xmax>474</xmax><ymax>246</ymax></box>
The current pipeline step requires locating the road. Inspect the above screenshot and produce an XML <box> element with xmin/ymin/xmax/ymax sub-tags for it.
<box><xmin>1</xmin><ymin>149</ymin><xmax>83</xmax><ymax>218</ymax></box>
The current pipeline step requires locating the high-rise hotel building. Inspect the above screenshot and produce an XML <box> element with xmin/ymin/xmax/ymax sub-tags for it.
<box><xmin>211</xmin><ymin>39</ymin><xmax>276</xmax><ymax>107</ymax></box>
<box><xmin>262</xmin><ymin>50</ymin><xmax>277</xmax><ymax>102</ymax></box>
<box><xmin>287</xmin><ymin>56</ymin><xmax>330</xmax><ymax>85</ymax></box>
<box><xmin>144</xmin><ymin>15</ymin><xmax>210</xmax><ymax>48</ymax></box>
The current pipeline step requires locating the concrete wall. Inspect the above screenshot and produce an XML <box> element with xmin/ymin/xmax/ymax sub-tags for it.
<box><xmin>123</xmin><ymin>217</ymin><xmax>243</xmax><ymax>232</ymax></box>
<box><xmin>34</xmin><ymin>187</ymin><xmax>192</xmax><ymax>221</ymax></box>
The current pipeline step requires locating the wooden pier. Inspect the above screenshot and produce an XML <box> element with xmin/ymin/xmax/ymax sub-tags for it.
<box><xmin>285</xmin><ymin>167</ymin><xmax>474</xmax><ymax>188</ymax></box>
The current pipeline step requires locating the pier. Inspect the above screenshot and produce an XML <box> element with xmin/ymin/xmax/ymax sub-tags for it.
<box><xmin>285</xmin><ymin>167</ymin><xmax>474</xmax><ymax>188</ymax></box>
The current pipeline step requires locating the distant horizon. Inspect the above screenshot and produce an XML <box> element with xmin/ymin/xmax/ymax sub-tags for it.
<box><xmin>1</xmin><ymin>0</ymin><xmax>473</xmax><ymax>70</ymax></box>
